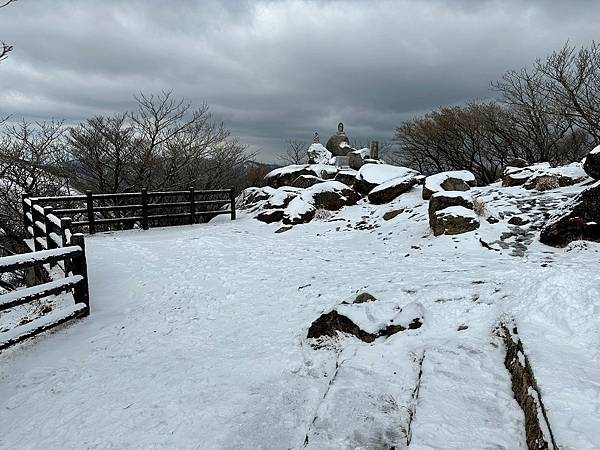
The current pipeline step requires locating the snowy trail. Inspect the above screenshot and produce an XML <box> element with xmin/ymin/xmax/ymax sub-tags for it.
<box><xmin>1</xmin><ymin>184</ymin><xmax>599</xmax><ymax>449</ymax></box>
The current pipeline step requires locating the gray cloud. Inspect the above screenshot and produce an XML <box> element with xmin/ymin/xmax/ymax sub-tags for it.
<box><xmin>1</xmin><ymin>0</ymin><xmax>599</xmax><ymax>161</ymax></box>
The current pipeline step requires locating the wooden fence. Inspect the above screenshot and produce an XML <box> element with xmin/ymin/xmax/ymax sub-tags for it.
<box><xmin>0</xmin><ymin>234</ymin><xmax>90</xmax><ymax>351</ymax></box>
<box><xmin>22</xmin><ymin>187</ymin><xmax>236</xmax><ymax>249</ymax></box>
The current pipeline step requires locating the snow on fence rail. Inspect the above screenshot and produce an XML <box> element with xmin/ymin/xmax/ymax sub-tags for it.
<box><xmin>22</xmin><ymin>187</ymin><xmax>236</xmax><ymax>244</ymax></box>
<box><xmin>0</xmin><ymin>234</ymin><xmax>90</xmax><ymax>351</ymax></box>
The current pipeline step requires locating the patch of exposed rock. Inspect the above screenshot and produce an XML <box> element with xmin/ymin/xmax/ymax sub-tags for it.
<box><xmin>583</xmin><ymin>146</ymin><xmax>600</xmax><ymax>180</ymax></box>
<box><xmin>430</xmin><ymin>206</ymin><xmax>480</xmax><ymax>236</ymax></box>
<box><xmin>367</xmin><ymin>173</ymin><xmax>420</xmax><ymax>204</ymax></box>
<box><xmin>540</xmin><ymin>181</ymin><xmax>600</xmax><ymax>247</ymax></box>
<box><xmin>422</xmin><ymin>170</ymin><xmax>476</xmax><ymax>200</ymax></box>
<box><xmin>502</xmin><ymin>162</ymin><xmax>587</xmax><ymax>189</ymax></box>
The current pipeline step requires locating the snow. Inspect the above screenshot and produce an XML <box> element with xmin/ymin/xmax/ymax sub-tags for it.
<box><xmin>0</xmin><ymin>245</ymin><xmax>80</xmax><ymax>270</ymax></box>
<box><xmin>430</xmin><ymin>190</ymin><xmax>472</xmax><ymax>201</ymax></box>
<box><xmin>1</xmin><ymin>177</ymin><xmax>599</xmax><ymax>449</ymax></box>
<box><xmin>356</xmin><ymin>164</ymin><xmax>419</xmax><ymax>185</ymax></box>
<box><xmin>436</xmin><ymin>205</ymin><xmax>478</xmax><ymax>219</ymax></box>
<box><xmin>589</xmin><ymin>145</ymin><xmax>600</xmax><ymax>155</ymax></box>
<box><xmin>307</xmin><ymin>143</ymin><xmax>331</xmax><ymax>164</ymax></box>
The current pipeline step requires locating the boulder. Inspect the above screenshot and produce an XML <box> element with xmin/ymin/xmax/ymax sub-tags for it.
<box><xmin>583</xmin><ymin>145</ymin><xmax>600</xmax><ymax>180</ymax></box>
<box><xmin>367</xmin><ymin>174</ymin><xmax>420</xmax><ymax>204</ymax></box>
<box><xmin>354</xmin><ymin>164</ymin><xmax>420</xmax><ymax>195</ymax></box>
<box><xmin>292</xmin><ymin>175</ymin><xmax>324</xmax><ymax>189</ymax></box>
<box><xmin>307</xmin><ymin>143</ymin><xmax>332</xmax><ymax>165</ymax></box>
<box><xmin>334</xmin><ymin>169</ymin><xmax>358</xmax><ymax>186</ymax></box>
<box><xmin>236</xmin><ymin>187</ymin><xmax>273</xmax><ymax>211</ymax></box>
<box><xmin>430</xmin><ymin>206</ymin><xmax>480</xmax><ymax>236</ymax></box>
<box><xmin>383</xmin><ymin>209</ymin><xmax>404</xmax><ymax>221</ymax></box>
<box><xmin>256</xmin><ymin>209</ymin><xmax>284</xmax><ymax>224</ymax></box>
<box><xmin>264</xmin><ymin>164</ymin><xmax>338</xmax><ymax>188</ymax></box>
<box><xmin>422</xmin><ymin>170</ymin><xmax>476</xmax><ymax>200</ymax></box>
<box><xmin>428</xmin><ymin>191</ymin><xmax>474</xmax><ymax>222</ymax></box>
<box><xmin>523</xmin><ymin>175</ymin><xmax>560</xmax><ymax>191</ymax></box>
<box><xmin>307</xmin><ymin>301</ymin><xmax>424</xmax><ymax>343</ymax></box>
<box><xmin>503</xmin><ymin>162</ymin><xmax>587</xmax><ymax>188</ymax></box>
<box><xmin>506</xmin><ymin>158</ymin><xmax>529</xmax><ymax>169</ymax></box>
<box><xmin>282</xmin><ymin>181</ymin><xmax>360</xmax><ymax>225</ymax></box>
<box><xmin>539</xmin><ymin>181</ymin><xmax>600</xmax><ymax>247</ymax></box>
<box><xmin>348</xmin><ymin>148</ymin><xmax>370</xmax><ymax>170</ymax></box>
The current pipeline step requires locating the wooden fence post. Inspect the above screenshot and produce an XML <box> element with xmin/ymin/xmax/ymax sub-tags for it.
<box><xmin>86</xmin><ymin>191</ymin><xmax>96</xmax><ymax>234</ymax></box>
<box><xmin>71</xmin><ymin>233</ymin><xmax>90</xmax><ymax>315</ymax></box>
<box><xmin>31</xmin><ymin>200</ymin><xmax>42</xmax><ymax>251</ymax></box>
<box><xmin>141</xmin><ymin>188</ymin><xmax>149</xmax><ymax>230</ymax></box>
<box><xmin>21</xmin><ymin>193</ymin><xmax>30</xmax><ymax>239</ymax></box>
<box><xmin>44</xmin><ymin>207</ymin><xmax>55</xmax><ymax>250</ymax></box>
<box><xmin>189</xmin><ymin>187</ymin><xmax>195</xmax><ymax>225</ymax></box>
<box><xmin>61</xmin><ymin>217</ymin><xmax>72</xmax><ymax>274</ymax></box>
<box><xmin>230</xmin><ymin>187</ymin><xmax>236</xmax><ymax>220</ymax></box>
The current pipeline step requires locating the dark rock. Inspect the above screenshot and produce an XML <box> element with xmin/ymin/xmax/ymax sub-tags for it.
<box><xmin>348</xmin><ymin>149</ymin><xmax>369</xmax><ymax>170</ymax></box>
<box><xmin>353</xmin><ymin>292</ymin><xmax>376</xmax><ymax>304</ymax></box>
<box><xmin>457</xmin><ymin>325</ymin><xmax>468</xmax><ymax>331</ymax></box>
<box><xmin>487</xmin><ymin>216</ymin><xmax>500</xmax><ymax>224</ymax></box>
<box><xmin>506</xmin><ymin>158</ymin><xmax>529</xmax><ymax>168</ymax></box>
<box><xmin>431</xmin><ymin>207</ymin><xmax>480</xmax><ymax>236</ymax></box>
<box><xmin>583</xmin><ymin>149</ymin><xmax>600</xmax><ymax>180</ymax></box>
<box><xmin>307</xmin><ymin>310</ymin><xmax>376</xmax><ymax>343</ymax></box>
<box><xmin>367</xmin><ymin>176</ymin><xmax>419</xmax><ymax>204</ymax></box>
<box><xmin>311</xmin><ymin>185</ymin><xmax>361</xmax><ymax>211</ymax></box>
<box><xmin>334</xmin><ymin>170</ymin><xmax>357</xmax><ymax>186</ymax></box>
<box><xmin>428</xmin><ymin>192</ymin><xmax>474</xmax><ymax>222</ymax></box>
<box><xmin>508</xmin><ymin>216</ymin><xmax>530</xmax><ymax>226</ymax></box>
<box><xmin>383</xmin><ymin>209</ymin><xmax>404</xmax><ymax>221</ymax></box>
<box><xmin>256</xmin><ymin>210</ymin><xmax>284</xmax><ymax>223</ymax></box>
<box><xmin>540</xmin><ymin>182</ymin><xmax>600</xmax><ymax>247</ymax></box>
<box><xmin>439</xmin><ymin>178</ymin><xmax>470</xmax><ymax>192</ymax></box>
<box><xmin>274</xmin><ymin>225</ymin><xmax>292</xmax><ymax>233</ymax></box>
<box><xmin>292</xmin><ymin>175</ymin><xmax>324</xmax><ymax>189</ymax></box>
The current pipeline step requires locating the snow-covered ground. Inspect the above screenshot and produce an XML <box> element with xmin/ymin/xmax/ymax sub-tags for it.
<box><xmin>1</xmin><ymin>184</ymin><xmax>599</xmax><ymax>449</ymax></box>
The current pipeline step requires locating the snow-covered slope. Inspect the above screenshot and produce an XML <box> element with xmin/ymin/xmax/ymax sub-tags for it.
<box><xmin>0</xmin><ymin>181</ymin><xmax>599</xmax><ymax>449</ymax></box>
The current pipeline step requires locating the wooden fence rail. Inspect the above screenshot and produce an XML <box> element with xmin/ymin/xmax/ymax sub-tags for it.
<box><xmin>0</xmin><ymin>234</ymin><xmax>90</xmax><ymax>351</ymax></box>
<box><xmin>22</xmin><ymin>187</ymin><xmax>235</xmax><ymax>248</ymax></box>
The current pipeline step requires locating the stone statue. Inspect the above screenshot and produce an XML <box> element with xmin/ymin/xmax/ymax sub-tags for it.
<box><xmin>313</xmin><ymin>132</ymin><xmax>320</xmax><ymax>143</ymax></box>
<box><xmin>326</xmin><ymin>122</ymin><xmax>351</xmax><ymax>157</ymax></box>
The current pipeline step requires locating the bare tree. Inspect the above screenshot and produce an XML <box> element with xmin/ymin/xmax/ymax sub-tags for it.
<box><xmin>0</xmin><ymin>0</ymin><xmax>17</xmax><ymax>63</ymax></box>
<box><xmin>278</xmin><ymin>139</ymin><xmax>307</xmax><ymax>165</ymax></box>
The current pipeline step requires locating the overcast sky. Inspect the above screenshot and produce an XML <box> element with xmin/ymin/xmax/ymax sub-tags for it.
<box><xmin>1</xmin><ymin>0</ymin><xmax>599</xmax><ymax>162</ymax></box>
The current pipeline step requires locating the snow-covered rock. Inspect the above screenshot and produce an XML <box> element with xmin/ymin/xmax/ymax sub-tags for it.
<box><xmin>354</xmin><ymin>164</ymin><xmax>420</xmax><ymax>195</ymax></box>
<box><xmin>334</xmin><ymin>169</ymin><xmax>358</xmax><ymax>186</ymax></box>
<box><xmin>540</xmin><ymin>181</ymin><xmax>600</xmax><ymax>247</ymax></box>
<box><xmin>282</xmin><ymin>181</ymin><xmax>360</xmax><ymax>225</ymax></box>
<box><xmin>291</xmin><ymin>174</ymin><xmax>324</xmax><ymax>189</ymax></box>
<box><xmin>428</xmin><ymin>191</ymin><xmax>474</xmax><ymax>222</ymax></box>
<box><xmin>367</xmin><ymin>173</ymin><xmax>420</xmax><ymax>204</ymax></box>
<box><xmin>348</xmin><ymin>148</ymin><xmax>370</xmax><ymax>170</ymax></box>
<box><xmin>583</xmin><ymin>145</ymin><xmax>600</xmax><ymax>180</ymax></box>
<box><xmin>265</xmin><ymin>164</ymin><xmax>338</xmax><ymax>188</ymax></box>
<box><xmin>423</xmin><ymin>170</ymin><xmax>476</xmax><ymax>200</ymax></box>
<box><xmin>307</xmin><ymin>143</ymin><xmax>332</xmax><ymax>165</ymax></box>
<box><xmin>430</xmin><ymin>206</ymin><xmax>480</xmax><ymax>236</ymax></box>
<box><xmin>502</xmin><ymin>162</ymin><xmax>587</xmax><ymax>189</ymax></box>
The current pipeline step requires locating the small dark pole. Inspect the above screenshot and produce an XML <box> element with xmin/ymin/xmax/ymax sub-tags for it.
<box><xmin>43</xmin><ymin>206</ymin><xmax>55</xmax><ymax>251</ymax></box>
<box><xmin>141</xmin><ymin>188</ymin><xmax>149</xmax><ymax>230</ymax></box>
<box><xmin>189</xmin><ymin>187</ymin><xmax>196</xmax><ymax>225</ymax></box>
<box><xmin>229</xmin><ymin>187</ymin><xmax>236</xmax><ymax>220</ymax></box>
<box><xmin>71</xmin><ymin>233</ymin><xmax>90</xmax><ymax>315</ymax></box>
<box><xmin>86</xmin><ymin>191</ymin><xmax>96</xmax><ymax>234</ymax></box>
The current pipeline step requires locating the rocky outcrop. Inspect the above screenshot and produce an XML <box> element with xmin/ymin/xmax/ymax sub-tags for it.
<box><xmin>307</xmin><ymin>299</ymin><xmax>424</xmax><ymax>344</ymax></box>
<box><xmin>348</xmin><ymin>148</ymin><xmax>370</xmax><ymax>170</ymax></box>
<box><xmin>354</xmin><ymin>164</ymin><xmax>420</xmax><ymax>195</ymax></box>
<box><xmin>539</xmin><ymin>181</ymin><xmax>600</xmax><ymax>247</ymax></box>
<box><xmin>264</xmin><ymin>164</ymin><xmax>338</xmax><ymax>188</ymax></box>
<box><xmin>282</xmin><ymin>181</ymin><xmax>360</xmax><ymax>225</ymax></box>
<box><xmin>422</xmin><ymin>170</ymin><xmax>476</xmax><ymax>200</ymax></box>
<box><xmin>583</xmin><ymin>146</ymin><xmax>600</xmax><ymax>180</ymax></box>
<box><xmin>307</xmin><ymin>143</ymin><xmax>332</xmax><ymax>165</ymax></box>
<box><xmin>503</xmin><ymin>163</ymin><xmax>587</xmax><ymax>189</ymax></box>
<box><xmin>428</xmin><ymin>191</ymin><xmax>474</xmax><ymax>222</ymax></box>
<box><xmin>367</xmin><ymin>173</ymin><xmax>420</xmax><ymax>204</ymax></box>
<box><xmin>256</xmin><ymin>210</ymin><xmax>284</xmax><ymax>223</ymax></box>
<box><xmin>292</xmin><ymin>175</ymin><xmax>324</xmax><ymax>189</ymax></box>
<box><xmin>334</xmin><ymin>169</ymin><xmax>358</xmax><ymax>186</ymax></box>
<box><xmin>430</xmin><ymin>206</ymin><xmax>480</xmax><ymax>236</ymax></box>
